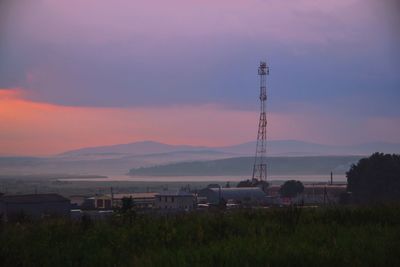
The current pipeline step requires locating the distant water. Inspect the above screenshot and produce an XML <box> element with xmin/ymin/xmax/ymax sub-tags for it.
<box><xmin>60</xmin><ymin>174</ymin><xmax>346</xmax><ymax>183</ymax></box>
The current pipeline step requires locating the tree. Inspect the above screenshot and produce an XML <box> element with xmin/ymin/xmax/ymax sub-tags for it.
<box><xmin>120</xmin><ymin>197</ymin><xmax>136</xmax><ymax>224</ymax></box>
<box><xmin>121</xmin><ymin>196</ymin><xmax>134</xmax><ymax>213</ymax></box>
<box><xmin>347</xmin><ymin>153</ymin><xmax>400</xmax><ymax>203</ymax></box>
<box><xmin>279</xmin><ymin>180</ymin><xmax>304</xmax><ymax>198</ymax></box>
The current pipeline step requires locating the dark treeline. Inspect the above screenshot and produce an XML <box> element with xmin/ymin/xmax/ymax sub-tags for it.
<box><xmin>1</xmin><ymin>206</ymin><xmax>400</xmax><ymax>267</ymax></box>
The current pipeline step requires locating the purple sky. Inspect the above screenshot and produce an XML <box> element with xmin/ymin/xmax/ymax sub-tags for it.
<box><xmin>0</xmin><ymin>0</ymin><xmax>399</xmax><ymax>155</ymax></box>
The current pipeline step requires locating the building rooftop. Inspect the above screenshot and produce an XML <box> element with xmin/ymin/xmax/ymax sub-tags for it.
<box><xmin>209</xmin><ymin>187</ymin><xmax>266</xmax><ymax>193</ymax></box>
<box><xmin>157</xmin><ymin>190</ymin><xmax>193</xmax><ymax>197</ymax></box>
<box><xmin>108</xmin><ymin>193</ymin><xmax>158</xmax><ymax>199</ymax></box>
<box><xmin>0</xmin><ymin>193</ymin><xmax>69</xmax><ymax>204</ymax></box>
<box><xmin>206</xmin><ymin>187</ymin><xmax>267</xmax><ymax>199</ymax></box>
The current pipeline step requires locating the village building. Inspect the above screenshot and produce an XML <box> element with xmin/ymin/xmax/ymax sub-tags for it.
<box><xmin>0</xmin><ymin>193</ymin><xmax>70</xmax><ymax>221</ymax></box>
<box><xmin>155</xmin><ymin>190</ymin><xmax>196</xmax><ymax>212</ymax></box>
<box><xmin>110</xmin><ymin>192</ymin><xmax>158</xmax><ymax>210</ymax></box>
<box><xmin>198</xmin><ymin>187</ymin><xmax>267</xmax><ymax>205</ymax></box>
<box><xmin>81</xmin><ymin>195</ymin><xmax>112</xmax><ymax>210</ymax></box>
<box><xmin>298</xmin><ymin>184</ymin><xmax>347</xmax><ymax>205</ymax></box>
<box><xmin>78</xmin><ymin>192</ymin><xmax>158</xmax><ymax>211</ymax></box>
<box><xmin>266</xmin><ymin>184</ymin><xmax>347</xmax><ymax>206</ymax></box>
<box><xmin>69</xmin><ymin>195</ymin><xmax>89</xmax><ymax>209</ymax></box>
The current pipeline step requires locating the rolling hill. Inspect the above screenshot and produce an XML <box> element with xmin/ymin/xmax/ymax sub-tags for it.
<box><xmin>1</xmin><ymin>140</ymin><xmax>398</xmax><ymax>176</ymax></box>
<box><xmin>128</xmin><ymin>156</ymin><xmax>363</xmax><ymax>176</ymax></box>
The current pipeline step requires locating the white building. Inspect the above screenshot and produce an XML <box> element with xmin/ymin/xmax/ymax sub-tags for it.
<box><xmin>155</xmin><ymin>191</ymin><xmax>196</xmax><ymax>212</ymax></box>
<box><xmin>198</xmin><ymin>187</ymin><xmax>267</xmax><ymax>205</ymax></box>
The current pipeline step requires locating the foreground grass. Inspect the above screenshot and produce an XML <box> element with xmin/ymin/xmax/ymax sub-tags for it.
<box><xmin>1</xmin><ymin>206</ymin><xmax>400</xmax><ymax>267</ymax></box>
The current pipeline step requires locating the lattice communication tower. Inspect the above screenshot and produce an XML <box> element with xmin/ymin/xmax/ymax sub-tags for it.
<box><xmin>252</xmin><ymin>61</ymin><xmax>269</xmax><ymax>182</ymax></box>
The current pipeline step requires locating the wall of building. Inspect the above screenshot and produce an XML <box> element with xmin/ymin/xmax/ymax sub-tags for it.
<box><xmin>0</xmin><ymin>201</ymin><xmax>4</xmax><ymax>221</ymax></box>
<box><xmin>198</xmin><ymin>188</ymin><xmax>267</xmax><ymax>205</ymax></box>
<box><xmin>155</xmin><ymin>195</ymin><xmax>195</xmax><ymax>211</ymax></box>
<box><xmin>3</xmin><ymin>201</ymin><xmax>70</xmax><ymax>221</ymax></box>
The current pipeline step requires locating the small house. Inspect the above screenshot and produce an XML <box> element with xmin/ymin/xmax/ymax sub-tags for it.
<box><xmin>155</xmin><ymin>190</ymin><xmax>196</xmax><ymax>212</ymax></box>
<box><xmin>0</xmin><ymin>193</ymin><xmax>70</xmax><ymax>221</ymax></box>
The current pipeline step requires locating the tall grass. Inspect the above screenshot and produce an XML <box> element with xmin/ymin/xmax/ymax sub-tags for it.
<box><xmin>1</xmin><ymin>206</ymin><xmax>400</xmax><ymax>266</ymax></box>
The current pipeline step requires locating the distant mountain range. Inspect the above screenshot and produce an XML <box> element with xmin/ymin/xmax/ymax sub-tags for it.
<box><xmin>0</xmin><ymin>140</ymin><xmax>398</xmax><ymax>176</ymax></box>
<box><xmin>60</xmin><ymin>141</ymin><xmax>209</xmax><ymax>157</ymax></box>
<box><xmin>60</xmin><ymin>140</ymin><xmax>400</xmax><ymax>158</ymax></box>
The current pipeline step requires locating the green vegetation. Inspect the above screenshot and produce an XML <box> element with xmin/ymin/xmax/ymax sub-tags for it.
<box><xmin>279</xmin><ymin>180</ymin><xmax>304</xmax><ymax>198</ymax></box>
<box><xmin>347</xmin><ymin>153</ymin><xmax>400</xmax><ymax>203</ymax></box>
<box><xmin>1</xmin><ymin>206</ymin><xmax>400</xmax><ymax>267</ymax></box>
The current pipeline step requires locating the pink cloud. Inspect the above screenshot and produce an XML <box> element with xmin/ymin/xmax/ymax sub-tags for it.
<box><xmin>1</xmin><ymin>88</ymin><xmax>399</xmax><ymax>156</ymax></box>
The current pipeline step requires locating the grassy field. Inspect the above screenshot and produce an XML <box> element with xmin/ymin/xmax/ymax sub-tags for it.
<box><xmin>1</xmin><ymin>206</ymin><xmax>400</xmax><ymax>267</ymax></box>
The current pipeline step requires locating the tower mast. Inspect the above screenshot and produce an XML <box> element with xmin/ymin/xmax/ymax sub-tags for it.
<box><xmin>252</xmin><ymin>61</ymin><xmax>269</xmax><ymax>182</ymax></box>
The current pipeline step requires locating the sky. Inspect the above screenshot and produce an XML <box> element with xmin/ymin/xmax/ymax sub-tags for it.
<box><xmin>0</xmin><ymin>0</ymin><xmax>399</xmax><ymax>156</ymax></box>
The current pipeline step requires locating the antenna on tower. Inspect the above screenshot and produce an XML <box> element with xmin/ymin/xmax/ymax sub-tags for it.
<box><xmin>252</xmin><ymin>61</ymin><xmax>269</xmax><ymax>183</ymax></box>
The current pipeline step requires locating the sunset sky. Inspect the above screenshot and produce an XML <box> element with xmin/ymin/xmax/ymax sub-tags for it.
<box><xmin>0</xmin><ymin>0</ymin><xmax>399</xmax><ymax>156</ymax></box>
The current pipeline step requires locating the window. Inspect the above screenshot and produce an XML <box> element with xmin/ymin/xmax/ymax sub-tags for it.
<box><xmin>97</xmin><ymin>199</ymin><xmax>104</xmax><ymax>208</ymax></box>
<box><xmin>171</xmin><ymin>197</ymin><xmax>174</xmax><ymax>202</ymax></box>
